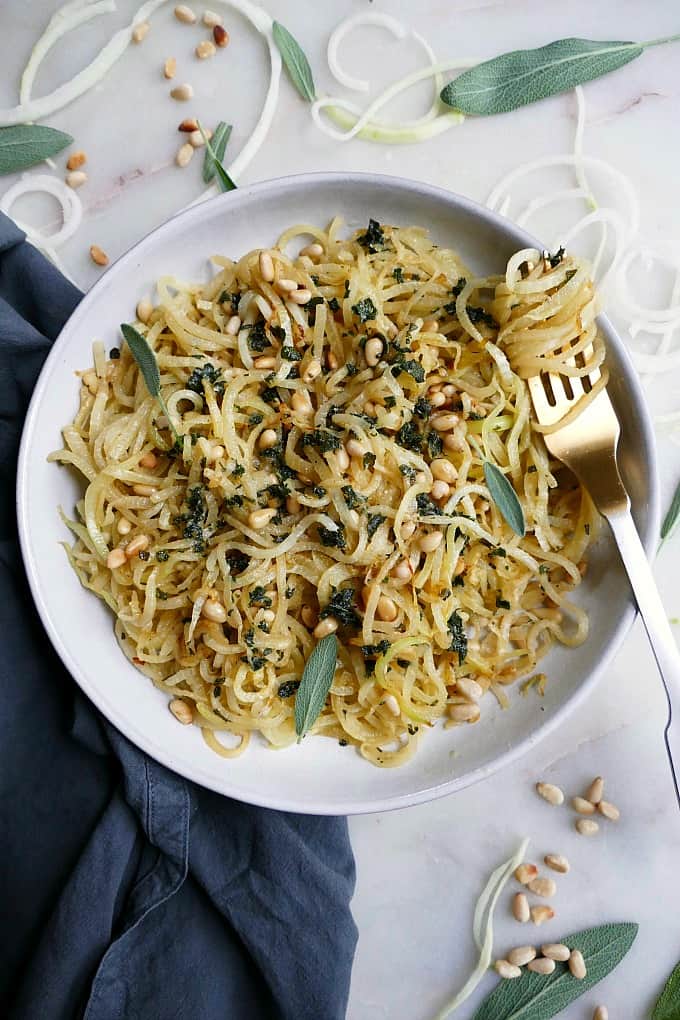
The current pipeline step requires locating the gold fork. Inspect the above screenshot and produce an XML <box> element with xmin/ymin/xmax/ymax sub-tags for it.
<box><xmin>528</xmin><ymin>359</ymin><xmax>680</xmax><ymax>808</ymax></box>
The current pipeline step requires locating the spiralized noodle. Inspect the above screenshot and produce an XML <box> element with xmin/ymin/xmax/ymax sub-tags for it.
<box><xmin>51</xmin><ymin>220</ymin><xmax>598</xmax><ymax>765</ymax></box>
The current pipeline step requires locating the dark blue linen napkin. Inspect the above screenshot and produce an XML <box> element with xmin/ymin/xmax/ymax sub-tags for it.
<box><xmin>0</xmin><ymin>213</ymin><xmax>357</xmax><ymax>1020</ymax></box>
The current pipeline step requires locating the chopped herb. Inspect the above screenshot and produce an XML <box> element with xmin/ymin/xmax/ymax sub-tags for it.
<box><xmin>270</xmin><ymin>325</ymin><xmax>286</xmax><ymax>341</ymax></box>
<box><xmin>451</xmin><ymin>277</ymin><xmax>467</xmax><ymax>298</ymax></box>
<box><xmin>248</xmin><ymin>655</ymin><xmax>267</xmax><ymax>671</ymax></box>
<box><xmin>155</xmin><ymin>550</ymin><xmax>169</xmax><ymax>562</ymax></box>
<box><xmin>186</xmin><ymin>361</ymin><xmax>225</xmax><ymax>399</ymax></box>
<box><xmin>285</xmin><ymin>586</ymin><xmax>295</xmax><ymax>598</ymax></box>
<box><xmin>384</xmin><ymin>396</ymin><xmax>397</xmax><ymax>409</ymax></box>
<box><xmin>539</xmin><ymin>564</ymin><xmax>550</xmax><ymax>574</ymax></box>
<box><xmin>416</xmin><ymin>493</ymin><xmax>440</xmax><ymax>517</ymax></box>
<box><xmin>176</xmin><ymin>484</ymin><xmax>208</xmax><ymax>553</ymax></box>
<box><xmin>302</xmin><ymin>429</ymin><xmax>341</xmax><ymax>453</ymax></box>
<box><xmin>339</xmin><ymin>738</ymin><xmax>348</xmax><ymax>746</ymax></box>
<box><xmin>325</xmin><ymin>404</ymin><xmax>341</xmax><ymax>429</ymax></box>
<box><xmin>564</xmin><ymin>267</ymin><xmax>578</xmax><ymax>284</ymax></box>
<box><xmin>138</xmin><ymin>550</ymin><xmax>150</xmax><ymax>561</ymax></box>
<box><xmin>489</xmin><ymin>547</ymin><xmax>507</xmax><ymax>558</ymax></box>
<box><xmin>249</xmin><ymin>586</ymin><xmax>273</xmax><ymax>608</ymax></box>
<box><xmin>264</xmin><ymin>482</ymin><xmax>289</xmax><ymax>504</ymax></box>
<box><xmin>407</xmin><ymin>724</ymin><xmax>418</xmax><ymax>735</ymax></box>
<box><xmin>317</xmin><ymin>523</ymin><xmax>346</xmax><ymax>549</ymax></box>
<box><xmin>319</xmin><ymin>587</ymin><xmax>361</xmax><ymax>627</ymax></box>
<box><xmin>357</xmin><ymin>218</ymin><xmax>385</xmax><ymax>253</ymax></box>
<box><xmin>392</xmin><ymin>266</ymin><xmax>404</xmax><ymax>283</ymax></box>
<box><xmin>496</xmin><ymin>597</ymin><xmax>511</xmax><ymax>609</ymax></box>
<box><xmin>157</xmin><ymin>590</ymin><xmax>168</xmax><ymax>600</ymax></box>
<box><xmin>367</xmin><ymin>514</ymin><xmax>385</xmax><ymax>539</ymax></box>
<box><xmin>232</xmin><ymin>464</ymin><xmax>245</xmax><ymax>477</ymax></box>
<box><xmin>258</xmin><ymin>621</ymin><xmax>270</xmax><ymax>633</ymax></box>
<box><xmin>345</xmin><ymin>361</ymin><xmax>359</xmax><ymax>376</ymax></box>
<box><xmin>399</xmin><ymin>464</ymin><xmax>417</xmax><ymax>484</ymax></box>
<box><xmin>224</xmin><ymin>494</ymin><xmax>244</xmax><ymax>508</ymax></box>
<box><xmin>414</xmin><ymin>396</ymin><xmax>431</xmax><ymax>419</ymax></box>
<box><xmin>528</xmin><ymin>464</ymin><xmax>537</xmax><ymax>473</ymax></box>
<box><xmin>248</xmin><ymin>412</ymin><xmax>264</xmax><ymax>426</ymax></box>
<box><xmin>363</xmin><ymin>452</ymin><xmax>376</xmax><ymax>470</ymax></box>
<box><xmin>225</xmin><ymin>549</ymin><xmax>249</xmax><ymax>575</ymax></box>
<box><xmin>452</xmin><ymin>574</ymin><xmax>465</xmax><ymax>587</ymax></box>
<box><xmin>352</xmin><ymin>297</ymin><xmax>377</xmax><ymax>323</ymax></box>
<box><xmin>360</xmin><ymin>639</ymin><xmax>390</xmax><ymax>658</ymax></box>
<box><xmin>342</xmin><ymin>485</ymin><xmax>365</xmax><ymax>510</ymax></box>
<box><xmin>547</xmin><ymin>244</ymin><xmax>566</xmax><ymax>267</ymax></box>
<box><xmin>307</xmin><ymin>296</ymin><xmax>323</xmax><ymax>309</ymax></box>
<box><xmin>328</xmin><ymin>297</ymin><xmax>340</xmax><ymax>312</ymax></box>
<box><xmin>109</xmin><ymin>347</ymin><xmax>120</xmax><ymax>360</ymax></box>
<box><xmin>397</xmin><ymin>420</ymin><xmax>422</xmax><ymax>451</ymax></box>
<box><xmin>278</xmin><ymin>680</ymin><xmax>300</xmax><ymax>698</ymax></box>
<box><xmin>391</xmin><ymin>357</ymin><xmax>425</xmax><ymax>383</ymax></box>
<box><xmin>447</xmin><ymin>610</ymin><xmax>468</xmax><ymax>664</ymax></box>
<box><xmin>427</xmin><ymin>431</ymin><xmax>444</xmax><ymax>458</ymax></box>
<box><xmin>260</xmin><ymin>385</ymin><xmax>280</xmax><ymax>405</ymax></box>
<box><xmin>343</xmin><ymin>280</ymin><xmax>350</xmax><ymax>298</ymax></box>
<box><xmin>247</xmin><ymin>321</ymin><xmax>268</xmax><ymax>352</ymax></box>
<box><xmin>219</xmin><ymin>290</ymin><xmax>241</xmax><ymax>312</ymax></box>
<box><xmin>468</xmin><ymin>411</ymin><xmax>484</xmax><ymax>421</ymax></box>
<box><xmin>465</xmin><ymin>306</ymin><xmax>497</xmax><ymax>328</ymax></box>
<box><xmin>585</xmin><ymin>522</ymin><xmax>591</xmax><ymax>535</ymax></box>
<box><xmin>311</xmin><ymin>484</ymin><xmax>326</xmax><ymax>497</ymax></box>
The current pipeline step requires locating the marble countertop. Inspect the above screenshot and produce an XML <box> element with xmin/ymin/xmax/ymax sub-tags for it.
<box><xmin>4</xmin><ymin>1</ymin><xmax>680</xmax><ymax>1016</ymax></box>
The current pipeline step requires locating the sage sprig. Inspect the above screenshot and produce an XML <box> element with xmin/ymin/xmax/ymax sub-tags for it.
<box><xmin>295</xmin><ymin>634</ymin><xmax>338</xmax><ymax>740</ymax></box>
<box><xmin>441</xmin><ymin>33</ymin><xmax>680</xmax><ymax>116</ymax></box>
<box><xmin>473</xmin><ymin>922</ymin><xmax>638</xmax><ymax>1020</ymax></box>
<box><xmin>660</xmin><ymin>478</ymin><xmax>680</xmax><ymax>547</ymax></box>
<box><xmin>197</xmin><ymin>121</ymin><xmax>236</xmax><ymax>192</ymax></box>
<box><xmin>120</xmin><ymin>323</ymin><xmax>180</xmax><ymax>443</ymax></box>
<box><xmin>273</xmin><ymin>21</ymin><xmax>316</xmax><ymax>102</ymax></box>
<box><xmin>202</xmin><ymin>120</ymin><xmax>232</xmax><ymax>184</ymax></box>
<box><xmin>653</xmin><ymin>959</ymin><xmax>680</xmax><ymax>1019</ymax></box>
<box><xmin>483</xmin><ymin>461</ymin><xmax>525</xmax><ymax>537</ymax></box>
<box><xmin>0</xmin><ymin>124</ymin><xmax>73</xmax><ymax>175</ymax></box>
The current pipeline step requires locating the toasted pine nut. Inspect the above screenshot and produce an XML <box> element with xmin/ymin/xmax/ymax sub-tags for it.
<box><xmin>189</xmin><ymin>130</ymin><xmax>206</xmax><ymax>147</ymax></box>
<box><xmin>258</xmin><ymin>250</ymin><xmax>274</xmax><ymax>281</ymax></box>
<box><xmin>454</xmin><ymin>558</ymin><xmax>466</xmax><ymax>576</ymax></box>
<box><xmin>569</xmin><ymin>949</ymin><xmax>587</xmax><ymax>979</ymax></box>
<box><xmin>585</xmin><ymin>776</ymin><xmax>604</xmax><ymax>803</ymax></box>
<box><xmin>346</xmin><ymin>439</ymin><xmax>365</xmax><ymax>459</ymax></box>
<box><xmin>507</xmin><ymin>946</ymin><xmax>536</xmax><ymax>967</ymax></box>
<box><xmin>593</xmin><ymin>1008</ymin><xmax>608</xmax><ymax>1020</ymax></box>
<box><xmin>300</xmin><ymin>606</ymin><xmax>317</xmax><ymax>628</ymax></box>
<box><xmin>457</xmin><ymin>677</ymin><xmax>482</xmax><ymax>702</ymax></box>
<box><xmin>139</xmin><ymin>452</ymin><xmax>158</xmax><ymax>469</ymax></box>
<box><xmin>598</xmin><ymin>800</ymin><xmax>620</xmax><ymax>822</ymax></box>
<box><xmin>530</xmin><ymin>905</ymin><xmax>554</xmax><ymax>926</ymax></box>
<box><xmin>260</xmin><ymin>608</ymin><xmax>276</xmax><ymax>625</ymax></box>
<box><xmin>277</xmin><ymin>278</ymin><xmax>298</xmax><ymax>293</ymax></box>
<box><xmin>107</xmin><ymin>548</ymin><xmax>127</xmax><ymax>569</ymax></box>
<box><xmin>383</xmin><ymin>694</ymin><xmax>400</xmax><ymax>716</ymax></box>
<box><xmin>207</xmin><ymin>444</ymin><xmax>224</xmax><ymax>462</ymax></box>
<box><xmin>432</xmin><ymin>412</ymin><xmax>460</xmax><ymax>432</ymax></box>
<box><xmin>253</xmin><ymin>356</ymin><xmax>277</xmax><ymax>369</ymax></box>
<box><xmin>365</xmin><ymin>337</ymin><xmax>384</xmax><ymax>367</ymax></box>
<box><xmin>196</xmin><ymin>39</ymin><xmax>216</xmax><ymax>59</ymax></box>
<box><xmin>176</xmin><ymin>143</ymin><xmax>194</xmax><ymax>167</ymax></box>
<box><xmin>443</xmin><ymin>431</ymin><xmax>466</xmax><ymax>451</ymax></box>
<box><xmin>302</xmin><ymin>358</ymin><xmax>322</xmax><ymax>383</ymax></box>
<box><xmin>430</xmin><ymin>458</ymin><xmax>458</xmax><ymax>484</ymax></box>
<box><xmin>132</xmin><ymin>483</ymin><xmax>156</xmax><ymax>496</ymax></box>
<box><xmin>544</xmin><ymin>854</ymin><xmax>570</xmax><ymax>874</ymax></box>
<box><xmin>66</xmin><ymin>170</ymin><xmax>87</xmax><ymax>189</ymax></box>
<box><xmin>169</xmin><ymin>698</ymin><xmax>194</xmax><ymax>724</ymax></box>
<box><xmin>164</xmin><ymin>57</ymin><xmax>177</xmax><ymax>79</ymax></box>
<box><xmin>289</xmin><ymin>288</ymin><xmax>312</xmax><ymax>305</ymax></box>
<box><xmin>442</xmin><ymin>384</ymin><xmax>457</xmax><ymax>398</ymax></box>
<box><xmin>202</xmin><ymin>598</ymin><xmax>227</xmax><ymax>623</ymax></box>
<box><xmin>132</xmin><ymin>21</ymin><xmax>150</xmax><ymax>42</ymax></box>
<box><xmin>326</xmin><ymin>351</ymin><xmax>339</xmax><ymax>371</ymax></box>
<box><xmin>573</xmin><ymin>796</ymin><xmax>596</xmax><ymax>815</ymax></box>
<box><xmin>401</xmin><ymin>520</ymin><xmax>416</xmax><ymax>540</ymax></box>
<box><xmin>514</xmin><ymin>863</ymin><xmax>538</xmax><ymax>885</ymax></box>
<box><xmin>174</xmin><ymin>4</ymin><xmax>196</xmax><ymax>23</ymax></box>
<box><xmin>82</xmin><ymin>370</ymin><xmax>98</xmax><ymax>394</ymax></box>
<box><xmin>417</xmin><ymin>531</ymin><xmax>443</xmax><ymax>554</ymax></box>
<box><xmin>203</xmin><ymin>9</ymin><xmax>222</xmax><ymax>26</ymax></box>
<box><xmin>213</xmin><ymin>24</ymin><xmax>229</xmax><ymax>46</ymax></box>
<box><xmin>136</xmin><ymin>298</ymin><xmax>153</xmax><ymax>323</ymax></box>
<box><xmin>430</xmin><ymin>392</ymin><xmax>447</xmax><ymax>408</ymax></box>
<box><xmin>258</xmin><ymin>429</ymin><xmax>278</xmax><ymax>450</ymax></box>
<box><xmin>226</xmin><ymin>314</ymin><xmax>241</xmax><ymax>334</ymax></box>
<box><xmin>512</xmin><ymin>893</ymin><xmax>530</xmax><ymax>923</ymax></box>
<box><xmin>179</xmin><ymin>117</ymin><xmax>199</xmax><ymax>132</ymax></box>
<box><xmin>576</xmin><ymin>818</ymin><xmax>599</xmax><ymax>836</ymax></box>
<box><xmin>125</xmin><ymin>535</ymin><xmax>150</xmax><ymax>558</ymax></box>
<box><xmin>415</xmin><ymin>472</ymin><xmax>428</xmax><ymax>487</ymax></box>
<box><xmin>291</xmin><ymin>389</ymin><xmax>313</xmax><ymax>415</ymax></box>
<box><xmin>431</xmin><ymin>480</ymin><xmax>450</xmax><ymax>501</ymax></box>
<box><xmin>536</xmin><ymin>781</ymin><xmax>564</xmax><ymax>806</ymax></box>
<box><xmin>314</xmin><ymin>616</ymin><xmax>338</xmax><ymax>639</ymax></box>
<box><xmin>66</xmin><ymin>150</ymin><xmax>86</xmax><ymax>171</ymax></box>
<box><xmin>528</xmin><ymin>877</ymin><xmax>556</xmax><ymax>898</ymax></box>
<box><xmin>300</xmin><ymin>243</ymin><xmax>324</xmax><ymax>258</ymax></box>
<box><xmin>494</xmin><ymin>960</ymin><xmax>521</xmax><ymax>980</ymax></box>
<box><xmin>541</xmin><ymin>943</ymin><xmax>570</xmax><ymax>962</ymax></box>
<box><xmin>248</xmin><ymin>508</ymin><xmax>277</xmax><ymax>529</ymax></box>
<box><xmin>90</xmin><ymin>244</ymin><xmax>109</xmax><ymax>266</ymax></box>
<box><xmin>393</xmin><ymin>560</ymin><xmax>412</xmax><ymax>580</ymax></box>
<box><xmin>449</xmin><ymin>703</ymin><xmax>480</xmax><ymax>723</ymax></box>
<box><xmin>286</xmin><ymin>495</ymin><xmax>301</xmax><ymax>514</ymax></box>
<box><xmin>528</xmin><ymin>957</ymin><xmax>555</xmax><ymax>975</ymax></box>
<box><xmin>348</xmin><ymin>509</ymin><xmax>360</xmax><ymax>529</ymax></box>
<box><xmin>376</xmin><ymin>595</ymin><xmax>398</xmax><ymax>622</ymax></box>
<box><xmin>422</xmin><ymin>318</ymin><xmax>439</xmax><ymax>332</ymax></box>
<box><xmin>170</xmin><ymin>83</ymin><xmax>194</xmax><ymax>101</ymax></box>
<box><xmin>117</xmin><ymin>518</ymin><xmax>132</xmax><ymax>536</ymax></box>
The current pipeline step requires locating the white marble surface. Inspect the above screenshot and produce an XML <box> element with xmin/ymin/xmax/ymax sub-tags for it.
<box><xmin>4</xmin><ymin>1</ymin><xmax>680</xmax><ymax>1017</ymax></box>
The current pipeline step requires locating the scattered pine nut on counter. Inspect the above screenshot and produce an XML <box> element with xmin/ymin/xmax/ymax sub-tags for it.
<box><xmin>576</xmin><ymin>818</ymin><xmax>599</xmax><ymax>836</ymax></box>
<box><xmin>544</xmin><ymin>854</ymin><xmax>570</xmax><ymax>874</ymax></box>
<box><xmin>536</xmin><ymin>781</ymin><xmax>564</xmax><ymax>805</ymax></box>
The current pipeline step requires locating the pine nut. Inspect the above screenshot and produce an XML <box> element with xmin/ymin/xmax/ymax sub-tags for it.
<box><xmin>346</xmin><ymin>439</ymin><xmax>365</xmax><ymax>459</ymax></box>
<box><xmin>417</xmin><ymin>531</ymin><xmax>443</xmax><ymax>554</ymax></box>
<box><xmin>327</xmin><ymin>351</ymin><xmax>339</xmax><ymax>371</ymax></box>
<box><xmin>258</xmin><ymin>250</ymin><xmax>274</xmax><ymax>281</ymax></box>
<box><xmin>393</xmin><ymin>560</ymin><xmax>412</xmax><ymax>580</ymax></box>
<box><xmin>124</xmin><ymin>535</ymin><xmax>149</xmax><ymax>559</ymax></box>
<box><xmin>457</xmin><ymin>677</ymin><xmax>482</xmax><ymax>702</ymax></box>
<box><xmin>573</xmin><ymin>796</ymin><xmax>596</xmax><ymax>815</ymax></box>
<box><xmin>196</xmin><ymin>39</ymin><xmax>216</xmax><ymax>59</ymax></box>
<box><xmin>174</xmin><ymin>4</ymin><xmax>196</xmax><ymax>23</ymax></box>
<box><xmin>107</xmin><ymin>548</ymin><xmax>127</xmax><ymax>569</ymax></box>
<box><xmin>176</xmin><ymin>143</ymin><xmax>194</xmax><ymax>168</ymax></box>
<box><xmin>383</xmin><ymin>693</ymin><xmax>400</xmax><ymax>716</ymax></box>
<box><xmin>431</xmin><ymin>480</ymin><xmax>450</xmax><ymax>501</ymax></box>
<box><xmin>66</xmin><ymin>170</ymin><xmax>87</xmax><ymax>189</ymax></box>
<box><xmin>541</xmin><ymin>943</ymin><xmax>570</xmax><ymax>962</ymax></box>
<box><xmin>443</xmin><ymin>431</ymin><xmax>466</xmax><ymax>451</ymax></box>
<box><xmin>253</xmin><ymin>356</ymin><xmax>276</xmax><ymax>369</ymax></box>
<box><xmin>512</xmin><ymin>893</ymin><xmax>530</xmax><ymax>923</ymax></box>
<box><xmin>189</xmin><ymin>130</ymin><xmax>207</xmax><ymax>147</ymax></box>
<box><xmin>401</xmin><ymin>520</ymin><xmax>416</xmax><ymax>540</ymax></box>
<box><xmin>213</xmin><ymin>25</ymin><xmax>229</xmax><ymax>46</ymax></box>
<box><xmin>300</xmin><ymin>243</ymin><xmax>324</xmax><ymax>258</ymax></box>
<box><xmin>449</xmin><ymin>703</ymin><xmax>480</xmax><ymax>723</ymax></box>
<box><xmin>66</xmin><ymin>150</ymin><xmax>86</xmax><ymax>170</ymax></box>
<box><xmin>207</xmin><ymin>444</ymin><xmax>224</xmax><ymax>462</ymax></box>
<box><xmin>170</xmin><ymin>83</ymin><xmax>194</xmax><ymax>101</ymax></box>
<box><xmin>117</xmin><ymin>518</ymin><xmax>132</xmax><ymax>535</ymax></box>
<box><xmin>415</xmin><ymin>472</ymin><xmax>428</xmax><ymax>487</ymax></box>
<box><xmin>286</xmin><ymin>495</ymin><xmax>300</xmax><ymax>514</ymax></box>
<box><xmin>277</xmin><ymin>278</ymin><xmax>298</xmax><ymax>293</ymax></box>
<box><xmin>90</xmin><ymin>244</ymin><xmax>109</xmax><ymax>266</ymax></box>
<box><xmin>586</xmin><ymin>776</ymin><xmax>604</xmax><ymax>803</ymax></box>
<box><xmin>530</xmin><ymin>905</ymin><xmax>554</xmax><ymax>925</ymax></box>
<box><xmin>494</xmin><ymin>960</ymin><xmax>521</xmax><ymax>980</ymax></box>
<box><xmin>593</xmin><ymin>1008</ymin><xmax>608</xmax><ymax>1020</ymax></box>
<box><xmin>164</xmin><ymin>57</ymin><xmax>177</xmax><ymax>79</ymax></box>
<box><xmin>363</xmin><ymin>400</ymin><xmax>376</xmax><ymax>415</ymax></box>
<box><xmin>290</xmin><ymin>288</ymin><xmax>312</xmax><ymax>305</ymax></box>
<box><xmin>544</xmin><ymin>854</ymin><xmax>570</xmax><ymax>874</ymax></box>
<box><xmin>179</xmin><ymin>117</ymin><xmax>199</xmax><ymax>132</ymax></box>
<box><xmin>431</xmin><ymin>413</ymin><xmax>460</xmax><ymax>432</ymax></box>
<box><xmin>258</xmin><ymin>429</ymin><xmax>278</xmax><ymax>450</ymax></box>
<box><xmin>169</xmin><ymin>698</ymin><xmax>194</xmax><ymax>724</ymax></box>
<box><xmin>136</xmin><ymin>298</ymin><xmax>153</xmax><ymax>323</ymax></box>
<box><xmin>528</xmin><ymin>877</ymin><xmax>556</xmax><ymax>898</ymax></box>
<box><xmin>430</xmin><ymin>392</ymin><xmax>447</xmax><ymax>408</ymax></box>
<box><xmin>202</xmin><ymin>598</ymin><xmax>227</xmax><ymax>623</ymax></box>
<box><xmin>598</xmin><ymin>800</ymin><xmax>620</xmax><ymax>821</ymax></box>
<box><xmin>203</xmin><ymin>10</ymin><xmax>222</xmax><ymax>26</ymax></box>
<box><xmin>302</xmin><ymin>359</ymin><xmax>322</xmax><ymax>383</ymax></box>
<box><xmin>576</xmin><ymin>818</ymin><xmax>599</xmax><ymax>836</ymax></box>
<box><xmin>139</xmin><ymin>452</ymin><xmax>158</xmax><ymax>469</ymax></box>
<box><xmin>528</xmin><ymin>958</ymin><xmax>555</xmax><ymax>975</ymax></box>
<box><xmin>442</xmin><ymin>384</ymin><xmax>457</xmax><ymax>398</ymax></box>
<box><xmin>376</xmin><ymin>595</ymin><xmax>398</xmax><ymax>622</ymax></box>
<box><xmin>82</xmin><ymin>370</ymin><xmax>98</xmax><ymax>394</ymax></box>
<box><xmin>132</xmin><ymin>483</ymin><xmax>156</xmax><ymax>496</ymax></box>
<box><xmin>569</xmin><ymin>949</ymin><xmax>587</xmax><ymax>979</ymax></box>
<box><xmin>314</xmin><ymin>616</ymin><xmax>338</xmax><ymax>639</ymax></box>
<box><xmin>507</xmin><ymin>946</ymin><xmax>536</xmax><ymax>967</ymax></box>
<box><xmin>536</xmin><ymin>782</ymin><xmax>564</xmax><ymax>806</ymax></box>
<box><xmin>291</xmin><ymin>389</ymin><xmax>313</xmax><ymax>415</ymax></box>
<box><xmin>422</xmin><ymin>318</ymin><xmax>439</xmax><ymax>332</ymax></box>
<box><xmin>132</xmin><ymin>21</ymin><xmax>150</xmax><ymax>42</ymax></box>
<box><xmin>226</xmin><ymin>314</ymin><xmax>241</xmax><ymax>334</ymax></box>
<box><xmin>514</xmin><ymin>863</ymin><xmax>538</xmax><ymax>885</ymax></box>
<box><xmin>261</xmin><ymin>609</ymin><xmax>276</xmax><ymax>625</ymax></box>
<box><xmin>365</xmin><ymin>337</ymin><xmax>384</xmax><ymax>367</ymax></box>
<box><xmin>300</xmin><ymin>606</ymin><xmax>317</xmax><ymax>628</ymax></box>
<box><xmin>248</xmin><ymin>508</ymin><xmax>277</xmax><ymax>529</ymax></box>
<box><xmin>431</xmin><ymin>458</ymin><xmax>458</xmax><ymax>484</ymax></box>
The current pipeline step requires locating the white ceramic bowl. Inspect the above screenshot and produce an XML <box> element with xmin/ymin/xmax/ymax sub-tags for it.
<box><xmin>17</xmin><ymin>173</ymin><xmax>659</xmax><ymax>815</ymax></box>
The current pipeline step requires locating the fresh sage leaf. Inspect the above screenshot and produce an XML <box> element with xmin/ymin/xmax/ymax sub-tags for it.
<box><xmin>483</xmin><ymin>460</ymin><xmax>525</xmax><ymax>537</ymax></box>
<box><xmin>202</xmin><ymin>121</ymin><xmax>232</xmax><ymax>184</ymax></box>
<box><xmin>198</xmin><ymin>121</ymin><xmax>236</xmax><ymax>192</ymax></box>
<box><xmin>273</xmin><ymin>21</ymin><xmax>316</xmax><ymax>102</ymax></box>
<box><xmin>295</xmin><ymin>634</ymin><xmax>338</xmax><ymax>740</ymax></box>
<box><xmin>653</xmin><ymin>960</ymin><xmax>680</xmax><ymax>1020</ymax></box>
<box><xmin>473</xmin><ymin>922</ymin><xmax>638</xmax><ymax>1020</ymax></box>
<box><xmin>660</xmin><ymin>478</ymin><xmax>680</xmax><ymax>545</ymax></box>
<box><xmin>120</xmin><ymin>323</ymin><xmax>180</xmax><ymax>442</ymax></box>
<box><xmin>0</xmin><ymin>124</ymin><xmax>73</xmax><ymax>175</ymax></box>
<box><xmin>440</xmin><ymin>34</ymin><xmax>680</xmax><ymax>116</ymax></box>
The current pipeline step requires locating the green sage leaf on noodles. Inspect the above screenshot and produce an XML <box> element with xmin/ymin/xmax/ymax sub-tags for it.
<box><xmin>483</xmin><ymin>460</ymin><xmax>525</xmax><ymax>536</ymax></box>
<box><xmin>120</xmin><ymin>323</ymin><xmax>180</xmax><ymax>442</ymax></box>
<box><xmin>295</xmin><ymin>634</ymin><xmax>338</xmax><ymax>740</ymax></box>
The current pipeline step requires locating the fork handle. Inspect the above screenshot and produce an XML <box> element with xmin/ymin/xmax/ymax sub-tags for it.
<box><xmin>606</xmin><ymin>509</ymin><xmax>680</xmax><ymax>808</ymax></box>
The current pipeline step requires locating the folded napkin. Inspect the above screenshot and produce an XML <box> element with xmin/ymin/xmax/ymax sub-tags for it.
<box><xmin>0</xmin><ymin>213</ymin><xmax>357</xmax><ymax>1020</ymax></box>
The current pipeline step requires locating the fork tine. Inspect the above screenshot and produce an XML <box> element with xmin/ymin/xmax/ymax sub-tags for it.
<box><xmin>528</xmin><ymin>374</ymin><xmax>552</xmax><ymax>418</ymax></box>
